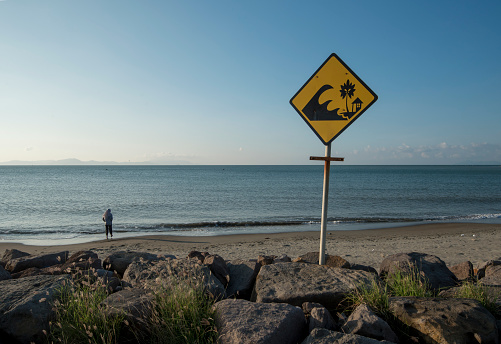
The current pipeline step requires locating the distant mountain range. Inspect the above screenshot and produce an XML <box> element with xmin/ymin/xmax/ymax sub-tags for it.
<box><xmin>0</xmin><ymin>158</ymin><xmax>192</xmax><ymax>165</ymax></box>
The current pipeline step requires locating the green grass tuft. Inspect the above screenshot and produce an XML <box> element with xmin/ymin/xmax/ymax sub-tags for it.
<box><xmin>47</xmin><ymin>281</ymin><xmax>124</xmax><ymax>344</ymax></box>
<box><xmin>456</xmin><ymin>280</ymin><xmax>500</xmax><ymax>317</ymax></box>
<box><xmin>147</xmin><ymin>281</ymin><xmax>218</xmax><ymax>344</ymax></box>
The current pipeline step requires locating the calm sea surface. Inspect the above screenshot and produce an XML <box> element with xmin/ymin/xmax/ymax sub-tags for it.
<box><xmin>0</xmin><ymin>165</ymin><xmax>500</xmax><ymax>245</ymax></box>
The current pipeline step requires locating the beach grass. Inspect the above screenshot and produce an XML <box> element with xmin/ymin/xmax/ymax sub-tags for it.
<box><xmin>46</xmin><ymin>269</ymin><xmax>218</xmax><ymax>344</ymax></box>
<box><xmin>147</xmin><ymin>281</ymin><xmax>218</xmax><ymax>344</ymax></box>
<box><xmin>456</xmin><ymin>280</ymin><xmax>501</xmax><ymax>317</ymax></box>
<box><xmin>47</xmin><ymin>281</ymin><xmax>124</xmax><ymax>344</ymax></box>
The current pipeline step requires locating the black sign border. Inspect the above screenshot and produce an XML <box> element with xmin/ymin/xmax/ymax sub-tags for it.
<box><xmin>290</xmin><ymin>53</ymin><xmax>378</xmax><ymax>145</ymax></box>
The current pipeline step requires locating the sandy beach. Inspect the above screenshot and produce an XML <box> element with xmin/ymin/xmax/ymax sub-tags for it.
<box><xmin>1</xmin><ymin>223</ymin><xmax>500</xmax><ymax>270</ymax></box>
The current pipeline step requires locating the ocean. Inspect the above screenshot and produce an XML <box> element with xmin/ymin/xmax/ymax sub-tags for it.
<box><xmin>0</xmin><ymin>165</ymin><xmax>500</xmax><ymax>245</ymax></box>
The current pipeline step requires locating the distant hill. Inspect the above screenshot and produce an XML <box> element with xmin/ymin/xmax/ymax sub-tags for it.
<box><xmin>0</xmin><ymin>158</ymin><xmax>192</xmax><ymax>165</ymax></box>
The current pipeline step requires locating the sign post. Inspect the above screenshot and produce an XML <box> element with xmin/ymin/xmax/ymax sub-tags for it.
<box><xmin>290</xmin><ymin>53</ymin><xmax>377</xmax><ymax>265</ymax></box>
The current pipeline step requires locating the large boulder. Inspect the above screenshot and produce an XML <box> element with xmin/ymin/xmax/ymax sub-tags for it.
<box><xmin>379</xmin><ymin>252</ymin><xmax>458</xmax><ymax>290</ymax></box>
<box><xmin>0</xmin><ymin>275</ymin><xmax>70</xmax><ymax>344</ymax></box>
<box><xmin>101</xmin><ymin>288</ymin><xmax>155</xmax><ymax>341</ymax></box>
<box><xmin>122</xmin><ymin>257</ymin><xmax>226</xmax><ymax>299</ymax></box>
<box><xmin>389</xmin><ymin>297</ymin><xmax>498</xmax><ymax>344</ymax></box>
<box><xmin>214</xmin><ymin>298</ymin><xmax>306</xmax><ymax>344</ymax></box>
<box><xmin>476</xmin><ymin>259</ymin><xmax>501</xmax><ymax>280</ymax></box>
<box><xmin>103</xmin><ymin>251</ymin><xmax>161</xmax><ymax>276</ymax></box>
<box><xmin>341</xmin><ymin>304</ymin><xmax>399</xmax><ymax>343</ymax></box>
<box><xmin>226</xmin><ymin>259</ymin><xmax>260</xmax><ymax>299</ymax></box>
<box><xmin>294</xmin><ymin>252</ymin><xmax>350</xmax><ymax>269</ymax></box>
<box><xmin>60</xmin><ymin>250</ymin><xmax>102</xmax><ymax>273</ymax></box>
<box><xmin>4</xmin><ymin>251</ymin><xmax>69</xmax><ymax>274</ymax></box>
<box><xmin>1</xmin><ymin>249</ymin><xmax>30</xmax><ymax>265</ymax></box>
<box><xmin>0</xmin><ymin>265</ymin><xmax>11</xmax><ymax>281</ymax></box>
<box><xmin>482</xmin><ymin>265</ymin><xmax>501</xmax><ymax>287</ymax></box>
<box><xmin>449</xmin><ymin>261</ymin><xmax>474</xmax><ymax>281</ymax></box>
<box><xmin>203</xmin><ymin>254</ymin><xmax>230</xmax><ymax>287</ymax></box>
<box><xmin>302</xmin><ymin>328</ymin><xmax>395</xmax><ymax>344</ymax></box>
<box><xmin>252</xmin><ymin>262</ymin><xmax>378</xmax><ymax>310</ymax></box>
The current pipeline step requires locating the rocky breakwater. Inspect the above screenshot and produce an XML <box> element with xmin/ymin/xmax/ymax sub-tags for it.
<box><xmin>0</xmin><ymin>249</ymin><xmax>499</xmax><ymax>343</ymax></box>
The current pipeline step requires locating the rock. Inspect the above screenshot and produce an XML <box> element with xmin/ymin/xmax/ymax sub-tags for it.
<box><xmin>1</xmin><ymin>249</ymin><xmax>30</xmax><ymax>263</ymax></box>
<box><xmin>60</xmin><ymin>250</ymin><xmax>102</xmax><ymax>273</ymax></box>
<box><xmin>482</xmin><ymin>265</ymin><xmax>501</xmax><ymax>287</ymax></box>
<box><xmin>188</xmin><ymin>250</ymin><xmax>210</xmax><ymax>264</ymax></box>
<box><xmin>294</xmin><ymin>252</ymin><xmax>350</xmax><ymax>269</ymax></box>
<box><xmin>226</xmin><ymin>259</ymin><xmax>260</xmax><ymax>299</ymax></box>
<box><xmin>351</xmin><ymin>264</ymin><xmax>378</xmax><ymax>275</ymax></box>
<box><xmin>302</xmin><ymin>302</ymin><xmax>337</xmax><ymax>332</ymax></box>
<box><xmin>102</xmin><ymin>288</ymin><xmax>155</xmax><ymax>343</ymax></box>
<box><xmin>103</xmin><ymin>251</ymin><xmax>161</xmax><ymax>276</ymax></box>
<box><xmin>10</xmin><ymin>265</ymin><xmax>63</xmax><ymax>279</ymax></box>
<box><xmin>203</xmin><ymin>254</ymin><xmax>230</xmax><ymax>287</ymax></box>
<box><xmin>4</xmin><ymin>251</ymin><xmax>69</xmax><ymax>274</ymax></box>
<box><xmin>122</xmin><ymin>257</ymin><xmax>226</xmax><ymax>299</ymax></box>
<box><xmin>341</xmin><ymin>304</ymin><xmax>399</xmax><ymax>343</ymax></box>
<box><xmin>73</xmin><ymin>268</ymin><xmax>121</xmax><ymax>293</ymax></box>
<box><xmin>274</xmin><ymin>254</ymin><xmax>292</xmax><ymax>263</ymax></box>
<box><xmin>214</xmin><ymin>298</ymin><xmax>306</xmax><ymax>344</ymax></box>
<box><xmin>0</xmin><ymin>275</ymin><xmax>70</xmax><ymax>344</ymax></box>
<box><xmin>379</xmin><ymin>252</ymin><xmax>458</xmax><ymax>290</ymax></box>
<box><xmin>252</xmin><ymin>262</ymin><xmax>378</xmax><ymax>310</ymax></box>
<box><xmin>477</xmin><ymin>259</ymin><xmax>501</xmax><ymax>279</ymax></box>
<box><xmin>301</xmin><ymin>328</ymin><xmax>396</xmax><ymax>344</ymax></box>
<box><xmin>257</xmin><ymin>255</ymin><xmax>276</xmax><ymax>266</ymax></box>
<box><xmin>0</xmin><ymin>265</ymin><xmax>11</xmax><ymax>281</ymax></box>
<box><xmin>449</xmin><ymin>261</ymin><xmax>474</xmax><ymax>281</ymax></box>
<box><xmin>389</xmin><ymin>297</ymin><xmax>498</xmax><ymax>344</ymax></box>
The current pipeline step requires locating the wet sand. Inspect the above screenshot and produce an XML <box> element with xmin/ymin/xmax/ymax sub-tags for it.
<box><xmin>1</xmin><ymin>223</ymin><xmax>500</xmax><ymax>269</ymax></box>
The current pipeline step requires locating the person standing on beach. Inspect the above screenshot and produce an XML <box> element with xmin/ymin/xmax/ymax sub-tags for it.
<box><xmin>102</xmin><ymin>208</ymin><xmax>113</xmax><ymax>239</ymax></box>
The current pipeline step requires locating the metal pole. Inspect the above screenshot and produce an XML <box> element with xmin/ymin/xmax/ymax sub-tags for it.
<box><xmin>319</xmin><ymin>143</ymin><xmax>331</xmax><ymax>265</ymax></box>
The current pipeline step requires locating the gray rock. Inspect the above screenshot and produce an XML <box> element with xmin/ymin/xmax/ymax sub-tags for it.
<box><xmin>226</xmin><ymin>259</ymin><xmax>260</xmax><ymax>299</ymax></box>
<box><xmin>60</xmin><ymin>250</ymin><xmax>102</xmax><ymax>273</ymax></box>
<box><xmin>214</xmin><ymin>299</ymin><xmax>306</xmax><ymax>344</ymax></box>
<box><xmin>188</xmin><ymin>250</ymin><xmax>210</xmax><ymax>264</ymax></box>
<box><xmin>0</xmin><ymin>275</ymin><xmax>70</xmax><ymax>344</ymax></box>
<box><xmin>309</xmin><ymin>306</ymin><xmax>337</xmax><ymax>332</ymax></box>
<box><xmin>449</xmin><ymin>261</ymin><xmax>474</xmax><ymax>281</ymax></box>
<box><xmin>1</xmin><ymin>248</ymin><xmax>30</xmax><ymax>263</ymax></box>
<box><xmin>122</xmin><ymin>257</ymin><xmax>226</xmax><ymax>299</ymax></box>
<box><xmin>103</xmin><ymin>251</ymin><xmax>161</xmax><ymax>276</ymax></box>
<box><xmin>102</xmin><ymin>288</ymin><xmax>154</xmax><ymax>322</ymax></box>
<box><xmin>482</xmin><ymin>265</ymin><xmax>501</xmax><ymax>287</ymax></box>
<box><xmin>73</xmin><ymin>268</ymin><xmax>121</xmax><ymax>293</ymax></box>
<box><xmin>252</xmin><ymin>262</ymin><xmax>378</xmax><ymax>310</ymax></box>
<box><xmin>294</xmin><ymin>252</ymin><xmax>351</xmax><ymax>269</ymax></box>
<box><xmin>5</xmin><ymin>251</ymin><xmax>69</xmax><ymax>274</ymax></box>
<box><xmin>10</xmin><ymin>265</ymin><xmax>63</xmax><ymax>279</ymax></box>
<box><xmin>379</xmin><ymin>252</ymin><xmax>458</xmax><ymax>290</ymax></box>
<box><xmin>274</xmin><ymin>254</ymin><xmax>292</xmax><ymax>263</ymax></box>
<box><xmin>302</xmin><ymin>328</ymin><xmax>395</xmax><ymax>344</ymax></box>
<box><xmin>0</xmin><ymin>265</ymin><xmax>11</xmax><ymax>281</ymax></box>
<box><xmin>341</xmin><ymin>304</ymin><xmax>398</xmax><ymax>343</ymax></box>
<box><xmin>102</xmin><ymin>288</ymin><xmax>155</xmax><ymax>344</ymax></box>
<box><xmin>476</xmin><ymin>259</ymin><xmax>501</xmax><ymax>279</ymax></box>
<box><xmin>257</xmin><ymin>255</ymin><xmax>276</xmax><ymax>266</ymax></box>
<box><xmin>351</xmin><ymin>264</ymin><xmax>378</xmax><ymax>275</ymax></box>
<box><xmin>389</xmin><ymin>297</ymin><xmax>498</xmax><ymax>344</ymax></box>
<box><xmin>203</xmin><ymin>254</ymin><xmax>230</xmax><ymax>287</ymax></box>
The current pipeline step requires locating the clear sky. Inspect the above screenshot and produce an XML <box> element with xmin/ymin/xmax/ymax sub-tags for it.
<box><xmin>1</xmin><ymin>1</ymin><xmax>500</xmax><ymax>165</ymax></box>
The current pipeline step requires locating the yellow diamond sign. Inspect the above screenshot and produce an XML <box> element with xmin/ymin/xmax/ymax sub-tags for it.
<box><xmin>290</xmin><ymin>54</ymin><xmax>378</xmax><ymax>145</ymax></box>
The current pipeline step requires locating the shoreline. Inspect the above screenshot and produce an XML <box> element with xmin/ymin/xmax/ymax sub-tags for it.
<box><xmin>1</xmin><ymin>223</ymin><xmax>500</xmax><ymax>269</ymax></box>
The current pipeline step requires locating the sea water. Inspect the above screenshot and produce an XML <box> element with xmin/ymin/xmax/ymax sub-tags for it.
<box><xmin>0</xmin><ymin>165</ymin><xmax>500</xmax><ymax>244</ymax></box>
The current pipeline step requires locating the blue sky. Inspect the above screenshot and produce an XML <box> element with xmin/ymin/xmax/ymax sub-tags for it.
<box><xmin>1</xmin><ymin>1</ymin><xmax>500</xmax><ymax>165</ymax></box>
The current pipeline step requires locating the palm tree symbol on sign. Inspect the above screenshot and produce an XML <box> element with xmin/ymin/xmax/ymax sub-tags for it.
<box><xmin>302</xmin><ymin>79</ymin><xmax>363</xmax><ymax>121</ymax></box>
